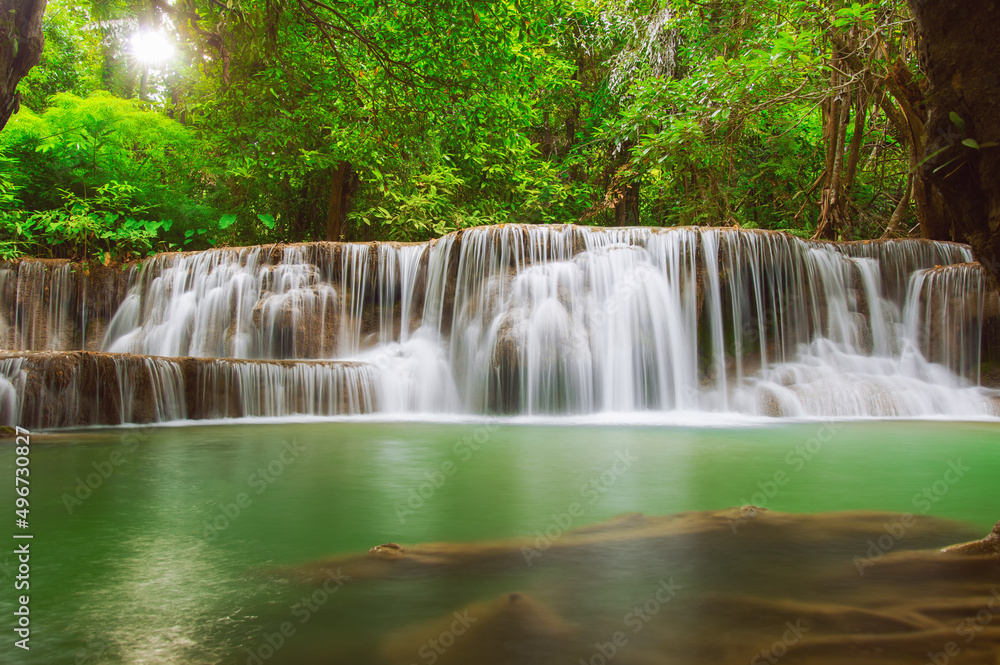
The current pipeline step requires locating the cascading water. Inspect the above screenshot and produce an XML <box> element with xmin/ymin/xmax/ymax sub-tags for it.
<box><xmin>0</xmin><ymin>259</ymin><xmax>136</xmax><ymax>353</ymax></box>
<box><xmin>826</xmin><ymin>238</ymin><xmax>973</xmax><ymax>302</ymax></box>
<box><xmin>0</xmin><ymin>261</ymin><xmax>78</xmax><ymax>350</ymax></box>
<box><xmin>193</xmin><ymin>358</ymin><xmax>379</xmax><ymax>418</ymax></box>
<box><xmin>2</xmin><ymin>225</ymin><xmax>998</xmax><ymax>426</ymax></box>
<box><xmin>903</xmin><ymin>263</ymin><xmax>986</xmax><ymax>382</ymax></box>
<box><xmin>0</xmin><ymin>351</ymin><xmax>380</xmax><ymax>428</ymax></box>
<box><xmin>0</xmin><ymin>356</ymin><xmax>25</xmax><ymax>425</ymax></box>
<box><xmin>104</xmin><ymin>246</ymin><xmax>341</xmax><ymax>359</ymax></box>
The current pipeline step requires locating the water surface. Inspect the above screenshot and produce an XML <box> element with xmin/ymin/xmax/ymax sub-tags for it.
<box><xmin>2</xmin><ymin>420</ymin><xmax>998</xmax><ymax>664</ymax></box>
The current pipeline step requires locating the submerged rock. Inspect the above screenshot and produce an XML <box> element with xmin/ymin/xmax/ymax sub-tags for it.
<box><xmin>380</xmin><ymin>592</ymin><xmax>578</xmax><ymax>665</ymax></box>
<box><xmin>267</xmin><ymin>509</ymin><xmax>1000</xmax><ymax>665</ymax></box>
<box><xmin>280</xmin><ymin>508</ymin><xmax>982</xmax><ymax>585</ymax></box>
<box><xmin>943</xmin><ymin>519</ymin><xmax>1000</xmax><ymax>556</ymax></box>
<box><xmin>369</xmin><ymin>543</ymin><xmax>406</xmax><ymax>558</ymax></box>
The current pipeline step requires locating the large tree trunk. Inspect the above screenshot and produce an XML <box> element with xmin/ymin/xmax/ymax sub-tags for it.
<box><xmin>614</xmin><ymin>179</ymin><xmax>639</xmax><ymax>226</ymax></box>
<box><xmin>0</xmin><ymin>0</ymin><xmax>47</xmax><ymax>131</ymax></box>
<box><xmin>908</xmin><ymin>0</ymin><xmax>1000</xmax><ymax>285</ymax></box>
<box><xmin>843</xmin><ymin>90</ymin><xmax>867</xmax><ymax>192</ymax></box>
<box><xmin>325</xmin><ymin>161</ymin><xmax>357</xmax><ymax>241</ymax></box>
<box><xmin>814</xmin><ymin>75</ymin><xmax>851</xmax><ymax>240</ymax></box>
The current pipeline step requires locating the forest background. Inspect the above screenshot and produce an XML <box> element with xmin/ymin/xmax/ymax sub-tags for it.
<box><xmin>0</xmin><ymin>0</ymin><xmax>967</xmax><ymax>261</ymax></box>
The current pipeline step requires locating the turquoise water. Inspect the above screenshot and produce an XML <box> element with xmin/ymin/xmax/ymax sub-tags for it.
<box><xmin>1</xmin><ymin>420</ymin><xmax>998</xmax><ymax>664</ymax></box>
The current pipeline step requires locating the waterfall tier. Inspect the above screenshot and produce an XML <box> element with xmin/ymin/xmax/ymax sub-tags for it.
<box><xmin>2</xmin><ymin>225</ymin><xmax>998</xmax><ymax>427</ymax></box>
<box><xmin>0</xmin><ymin>260</ymin><xmax>134</xmax><ymax>352</ymax></box>
<box><xmin>0</xmin><ymin>352</ymin><xmax>378</xmax><ymax>428</ymax></box>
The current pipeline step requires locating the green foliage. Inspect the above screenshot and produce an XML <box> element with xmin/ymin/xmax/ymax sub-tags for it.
<box><xmin>4</xmin><ymin>92</ymin><xmax>196</xmax><ymax>206</ymax></box>
<box><xmin>166</xmin><ymin>0</ymin><xmax>587</xmax><ymax>242</ymax></box>
<box><xmin>353</xmin><ymin>163</ymin><xmax>493</xmax><ymax>241</ymax></box>
<box><xmin>1</xmin><ymin>92</ymin><xmax>224</xmax><ymax>253</ymax></box>
<box><xmin>0</xmin><ymin>182</ymin><xmax>168</xmax><ymax>259</ymax></box>
<box><xmin>18</xmin><ymin>0</ymin><xmax>103</xmax><ymax>111</ymax></box>
<box><xmin>0</xmin><ymin>176</ymin><xmax>25</xmax><ymax>260</ymax></box>
<box><xmin>1</xmin><ymin>0</ymin><xmax>928</xmax><ymax>250</ymax></box>
<box><xmin>592</xmin><ymin>0</ymin><xmax>917</xmax><ymax>236</ymax></box>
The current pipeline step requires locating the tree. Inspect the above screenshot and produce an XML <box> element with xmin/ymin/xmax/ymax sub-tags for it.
<box><xmin>8</xmin><ymin>0</ymin><xmax>982</xmax><ymax>250</ymax></box>
<box><xmin>568</xmin><ymin>1</ymin><xmax>921</xmax><ymax>237</ymax></box>
<box><xmin>154</xmin><ymin>0</ymin><xmax>582</xmax><ymax>243</ymax></box>
<box><xmin>1</xmin><ymin>91</ymin><xmax>214</xmax><ymax>258</ymax></box>
<box><xmin>907</xmin><ymin>0</ymin><xmax>1000</xmax><ymax>285</ymax></box>
<box><xmin>17</xmin><ymin>0</ymin><xmax>101</xmax><ymax>111</ymax></box>
<box><xmin>0</xmin><ymin>0</ymin><xmax>48</xmax><ymax>131</ymax></box>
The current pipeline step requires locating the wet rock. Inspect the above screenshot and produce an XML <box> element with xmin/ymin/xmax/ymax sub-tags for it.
<box><xmin>369</xmin><ymin>543</ymin><xmax>406</xmax><ymax>558</ymax></box>
<box><xmin>942</xmin><ymin>519</ymin><xmax>1000</xmax><ymax>556</ymax></box>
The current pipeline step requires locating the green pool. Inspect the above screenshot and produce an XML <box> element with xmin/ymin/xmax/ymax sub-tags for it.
<box><xmin>2</xmin><ymin>420</ymin><xmax>999</xmax><ymax>664</ymax></box>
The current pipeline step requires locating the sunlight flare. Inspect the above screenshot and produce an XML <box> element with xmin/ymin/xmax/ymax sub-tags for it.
<box><xmin>130</xmin><ymin>30</ymin><xmax>175</xmax><ymax>66</ymax></box>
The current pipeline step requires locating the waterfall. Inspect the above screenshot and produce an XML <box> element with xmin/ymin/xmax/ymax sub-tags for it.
<box><xmin>903</xmin><ymin>263</ymin><xmax>986</xmax><ymax>383</ymax></box>
<box><xmin>1</xmin><ymin>352</ymin><xmax>379</xmax><ymax>427</ymax></box>
<box><xmin>104</xmin><ymin>246</ymin><xmax>340</xmax><ymax>359</ymax></box>
<box><xmin>0</xmin><ymin>260</ymin><xmax>136</xmax><ymax>353</ymax></box>
<box><xmin>191</xmin><ymin>358</ymin><xmax>378</xmax><ymax>419</ymax></box>
<box><xmin>2</xmin><ymin>225</ymin><xmax>998</xmax><ymax>427</ymax></box>
<box><xmin>0</xmin><ymin>261</ymin><xmax>76</xmax><ymax>350</ymax></box>
<box><xmin>0</xmin><ymin>356</ymin><xmax>25</xmax><ymax>425</ymax></box>
<box><xmin>730</xmin><ymin>338</ymin><xmax>999</xmax><ymax>417</ymax></box>
<box><xmin>376</xmin><ymin>243</ymin><xmax>426</xmax><ymax>344</ymax></box>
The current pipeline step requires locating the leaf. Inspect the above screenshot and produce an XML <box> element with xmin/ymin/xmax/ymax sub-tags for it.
<box><xmin>219</xmin><ymin>213</ymin><xmax>238</xmax><ymax>230</ymax></box>
<box><xmin>932</xmin><ymin>156</ymin><xmax>961</xmax><ymax>174</ymax></box>
<box><xmin>949</xmin><ymin>112</ymin><xmax>966</xmax><ymax>134</ymax></box>
<box><xmin>916</xmin><ymin>144</ymin><xmax>955</xmax><ymax>168</ymax></box>
<box><xmin>962</xmin><ymin>138</ymin><xmax>980</xmax><ymax>150</ymax></box>
<box><xmin>257</xmin><ymin>213</ymin><xmax>276</xmax><ymax>229</ymax></box>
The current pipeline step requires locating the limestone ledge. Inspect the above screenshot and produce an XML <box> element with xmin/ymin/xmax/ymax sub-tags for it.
<box><xmin>0</xmin><ymin>351</ymin><xmax>378</xmax><ymax>429</ymax></box>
